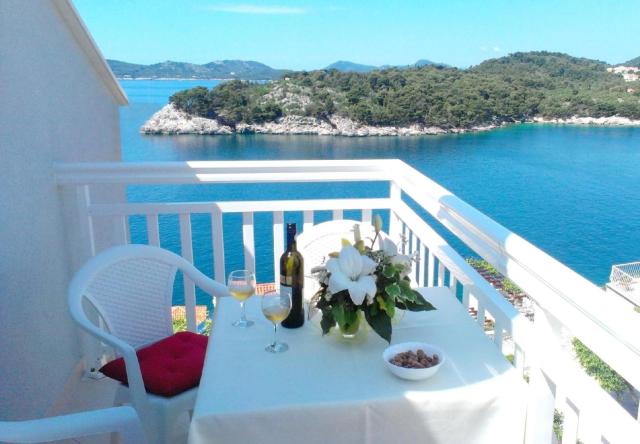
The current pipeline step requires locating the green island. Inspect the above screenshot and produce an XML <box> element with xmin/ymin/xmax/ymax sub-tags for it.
<box><xmin>144</xmin><ymin>52</ymin><xmax>640</xmax><ymax>135</ymax></box>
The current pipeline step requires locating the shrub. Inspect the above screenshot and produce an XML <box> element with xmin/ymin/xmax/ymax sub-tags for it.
<box><xmin>572</xmin><ymin>338</ymin><xmax>630</xmax><ymax>397</ymax></box>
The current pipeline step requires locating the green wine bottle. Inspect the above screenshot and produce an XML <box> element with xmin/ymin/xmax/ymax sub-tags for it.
<box><xmin>281</xmin><ymin>223</ymin><xmax>304</xmax><ymax>328</ymax></box>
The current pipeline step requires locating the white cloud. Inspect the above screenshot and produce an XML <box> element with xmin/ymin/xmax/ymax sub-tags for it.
<box><xmin>492</xmin><ymin>46</ymin><xmax>502</xmax><ymax>52</ymax></box>
<box><xmin>480</xmin><ymin>46</ymin><xmax>488</xmax><ymax>52</ymax></box>
<box><xmin>206</xmin><ymin>4</ymin><xmax>306</xmax><ymax>14</ymax></box>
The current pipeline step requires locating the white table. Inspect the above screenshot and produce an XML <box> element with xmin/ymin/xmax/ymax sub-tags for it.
<box><xmin>189</xmin><ymin>287</ymin><xmax>527</xmax><ymax>444</ymax></box>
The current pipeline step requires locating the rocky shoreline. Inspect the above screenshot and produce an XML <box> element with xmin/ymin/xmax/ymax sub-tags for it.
<box><xmin>532</xmin><ymin>116</ymin><xmax>640</xmax><ymax>126</ymax></box>
<box><xmin>140</xmin><ymin>104</ymin><xmax>640</xmax><ymax>137</ymax></box>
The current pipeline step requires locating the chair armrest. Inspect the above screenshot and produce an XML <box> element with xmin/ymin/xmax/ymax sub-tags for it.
<box><xmin>0</xmin><ymin>406</ymin><xmax>145</xmax><ymax>443</ymax></box>
<box><xmin>180</xmin><ymin>262</ymin><xmax>231</xmax><ymax>299</ymax></box>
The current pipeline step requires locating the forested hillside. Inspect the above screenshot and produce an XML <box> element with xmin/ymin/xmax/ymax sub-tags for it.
<box><xmin>623</xmin><ymin>56</ymin><xmax>640</xmax><ymax>67</ymax></box>
<box><xmin>169</xmin><ymin>52</ymin><xmax>640</xmax><ymax>129</ymax></box>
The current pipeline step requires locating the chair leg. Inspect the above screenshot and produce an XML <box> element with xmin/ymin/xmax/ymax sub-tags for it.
<box><xmin>138</xmin><ymin>409</ymin><xmax>177</xmax><ymax>444</ymax></box>
<box><xmin>159</xmin><ymin>409</ymin><xmax>178</xmax><ymax>444</ymax></box>
<box><xmin>110</xmin><ymin>431</ymin><xmax>122</xmax><ymax>444</ymax></box>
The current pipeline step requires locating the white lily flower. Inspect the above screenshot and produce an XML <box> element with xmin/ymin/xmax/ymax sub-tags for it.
<box><xmin>380</xmin><ymin>236</ymin><xmax>412</xmax><ymax>277</ymax></box>
<box><xmin>381</xmin><ymin>236</ymin><xmax>399</xmax><ymax>256</ymax></box>
<box><xmin>326</xmin><ymin>245</ymin><xmax>377</xmax><ymax>305</ymax></box>
<box><xmin>391</xmin><ymin>254</ymin><xmax>413</xmax><ymax>277</ymax></box>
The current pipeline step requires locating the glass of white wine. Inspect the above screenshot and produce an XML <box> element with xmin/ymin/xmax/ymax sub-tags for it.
<box><xmin>228</xmin><ymin>270</ymin><xmax>256</xmax><ymax>328</ymax></box>
<box><xmin>261</xmin><ymin>291</ymin><xmax>292</xmax><ymax>353</ymax></box>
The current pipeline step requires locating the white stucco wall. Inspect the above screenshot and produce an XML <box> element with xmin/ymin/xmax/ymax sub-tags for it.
<box><xmin>0</xmin><ymin>1</ymin><xmax>124</xmax><ymax>419</ymax></box>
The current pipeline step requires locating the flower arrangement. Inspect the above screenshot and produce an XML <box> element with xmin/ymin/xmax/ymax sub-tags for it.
<box><xmin>309</xmin><ymin>216</ymin><xmax>435</xmax><ymax>343</ymax></box>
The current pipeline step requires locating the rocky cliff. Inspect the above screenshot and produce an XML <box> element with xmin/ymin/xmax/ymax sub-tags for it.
<box><xmin>141</xmin><ymin>104</ymin><xmax>499</xmax><ymax>136</ymax></box>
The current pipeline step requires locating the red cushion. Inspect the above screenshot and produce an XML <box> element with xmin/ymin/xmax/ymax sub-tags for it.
<box><xmin>100</xmin><ymin>331</ymin><xmax>208</xmax><ymax>397</ymax></box>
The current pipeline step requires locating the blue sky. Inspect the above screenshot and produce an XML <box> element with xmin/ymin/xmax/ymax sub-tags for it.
<box><xmin>75</xmin><ymin>0</ymin><xmax>639</xmax><ymax>70</ymax></box>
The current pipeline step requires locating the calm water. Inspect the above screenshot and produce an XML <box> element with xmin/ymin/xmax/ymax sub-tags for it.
<box><xmin>120</xmin><ymin>80</ymin><xmax>640</xmax><ymax>305</ymax></box>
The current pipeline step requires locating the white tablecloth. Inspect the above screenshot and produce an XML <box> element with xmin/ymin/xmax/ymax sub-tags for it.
<box><xmin>189</xmin><ymin>287</ymin><xmax>527</xmax><ymax>444</ymax></box>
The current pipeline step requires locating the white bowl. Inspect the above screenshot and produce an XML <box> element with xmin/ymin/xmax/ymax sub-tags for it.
<box><xmin>382</xmin><ymin>342</ymin><xmax>445</xmax><ymax>381</ymax></box>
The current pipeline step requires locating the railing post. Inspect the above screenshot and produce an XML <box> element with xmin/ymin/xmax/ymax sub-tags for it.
<box><xmin>273</xmin><ymin>211</ymin><xmax>284</xmax><ymax>290</ymax></box>
<box><xmin>427</xmin><ymin>250</ymin><xmax>435</xmax><ymax>287</ymax></box>
<box><xmin>408</xmin><ymin>230</ymin><xmax>414</xmax><ymax>255</ymax></box>
<box><xmin>462</xmin><ymin>285</ymin><xmax>470</xmax><ymax>308</ymax></box>
<box><xmin>361</xmin><ymin>209</ymin><xmax>372</xmax><ymax>225</ymax></box>
<box><xmin>476</xmin><ymin>299</ymin><xmax>486</xmax><ymax>327</ymax></box>
<box><xmin>179</xmin><ymin>214</ymin><xmax>197</xmax><ymax>332</ymax></box>
<box><xmin>75</xmin><ymin>184</ymin><xmax>103</xmax><ymax>378</ymax></box>
<box><xmin>112</xmin><ymin>215</ymin><xmax>129</xmax><ymax>245</ymax></box>
<box><xmin>561</xmin><ymin>398</ymin><xmax>580</xmax><ymax>444</ymax></box>
<box><xmin>146</xmin><ymin>214</ymin><xmax>160</xmax><ymax>246</ymax></box>
<box><xmin>303</xmin><ymin>211</ymin><xmax>314</xmax><ymax>233</ymax></box>
<box><xmin>212</xmin><ymin>207</ymin><xmax>225</xmax><ymax>283</ymax></box>
<box><xmin>389</xmin><ymin>181</ymin><xmax>403</xmax><ymax>244</ymax></box>
<box><xmin>242</xmin><ymin>212</ymin><xmax>256</xmax><ymax>275</ymax></box>
<box><xmin>525</xmin><ymin>308</ymin><xmax>557</xmax><ymax>444</ymax></box>
<box><xmin>450</xmin><ymin>276</ymin><xmax>458</xmax><ymax>298</ymax></box>
<box><xmin>418</xmin><ymin>242</ymin><xmax>427</xmax><ymax>287</ymax></box>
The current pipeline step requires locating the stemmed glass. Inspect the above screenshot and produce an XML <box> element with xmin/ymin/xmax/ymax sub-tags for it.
<box><xmin>261</xmin><ymin>291</ymin><xmax>292</xmax><ymax>353</ymax></box>
<box><xmin>228</xmin><ymin>270</ymin><xmax>256</xmax><ymax>328</ymax></box>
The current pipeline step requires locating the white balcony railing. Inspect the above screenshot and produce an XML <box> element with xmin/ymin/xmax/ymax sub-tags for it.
<box><xmin>609</xmin><ymin>262</ymin><xmax>640</xmax><ymax>306</ymax></box>
<box><xmin>55</xmin><ymin>159</ymin><xmax>640</xmax><ymax>443</ymax></box>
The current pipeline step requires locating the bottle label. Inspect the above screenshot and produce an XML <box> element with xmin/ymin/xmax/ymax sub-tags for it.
<box><xmin>280</xmin><ymin>274</ymin><xmax>293</xmax><ymax>286</ymax></box>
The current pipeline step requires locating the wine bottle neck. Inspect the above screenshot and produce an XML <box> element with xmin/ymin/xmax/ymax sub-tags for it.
<box><xmin>287</xmin><ymin>232</ymin><xmax>297</xmax><ymax>251</ymax></box>
<box><xmin>286</xmin><ymin>223</ymin><xmax>297</xmax><ymax>251</ymax></box>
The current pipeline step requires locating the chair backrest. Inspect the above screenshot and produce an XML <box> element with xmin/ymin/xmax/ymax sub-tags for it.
<box><xmin>69</xmin><ymin>244</ymin><xmax>224</xmax><ymax>351</ymax></box>
<box><xmin>83</xmin><ymin>256</ymin><xmax>176</xmax><ymax>349</ymax></box>
<box><xmin>297</xmin><ymin>220</ymin><xmax>378</xmax><ymax>302</ymax></box>
<box><xmin>0</xmin><ymin>406</ymin><xmax>146</xmax><ymax>443</ymax></box>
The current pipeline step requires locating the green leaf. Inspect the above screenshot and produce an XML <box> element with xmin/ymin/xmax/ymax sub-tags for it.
<box><xmin>399</xmin><ymin>279</ymin><xmax>412</xmax><ymax>291</ymax></box>
<box><xmin>343</xmin><ymin>309</ymin><xmax>358</xmax><ymax>331</ymax></box>
<box><xmin>332</xmin><ymin>304</ymin><xmax>346</xmax><ymax>329</ymax></box>
<box><xmin>376</xmin><ymin>295</ymin><xmax>386</xmax><ymax>312</ymax></box>
<box><xmin>385</xmin><ymin>297</ymin><xmax>395</xmax><ymax>318</ymax></box>
<box><xmin>320</xmin><ymin>309</ymin><xmax>335</xmax><ymax>335</ymax></box>
<box><xmin>369</xmin><ymin>300</ymin><xmax>378</xmax><ymax>316</ymax></box>
<box><xmin>398</xmin><ymin>280</ymin><xmax>416</xmax><ymax>302</ymax></box>
<box><xmin>364</xmin><ymin>308</ymin><xmax>392</xmax><ymax>343</ymax></box>
<box><xmin>385</xmin><ymin>283</ymin><xmax>401</xmax><ymax>298</ymax></box>
<box><xmin>397</xmin><ymin>290</ymin><xmax>436</xmax><ymax>312</ymax></box>
<box><xmin>332</xmin><ymin>304</ymin><xmax>359</xmax><ymax>332</ymax></box>
<box><xmin>382</xmin><ymin>266</ymin><xmax>396</xmax><ymax>278</ymax></box>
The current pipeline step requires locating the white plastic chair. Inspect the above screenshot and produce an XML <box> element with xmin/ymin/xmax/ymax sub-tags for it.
<box><xmin>297</xmin><ymin>219</ymin><xmax>382</xmax><ymax>302</ymax></box>
<box><xmin>68</xmin><ymin>244</ymin><xmax>230</xmax><ymax>444</ymax></box>
<box><xmin>0</xmin><ymin>406</ymin><xmax>145</xmax><ymax>443</ymax></box>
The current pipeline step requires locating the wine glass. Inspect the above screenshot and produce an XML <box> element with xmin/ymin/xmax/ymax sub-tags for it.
<box><xmin>228</xmin><ymin>270</ymin><xmax>256</xmax><ymax>328</ymax></box>
<box><xmin>261</xmin><ymin>291</ymin><xmax>292</xmax><ymax>353</ymax></box>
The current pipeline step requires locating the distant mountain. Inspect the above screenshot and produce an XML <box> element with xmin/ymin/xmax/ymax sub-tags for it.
<box><xmin>472</xmin><ymin>51</ymin><xmax>610</xmax><ymax>80</ymax></box>
<box><xmin>414</xmin><ymin>59</ymin><xmax>438</xmax><ymax>67</ymax></box>
<box><xmin>623</xmin><ymin>56</ymin><xmax>640</xmax><ymax>67</ymax></box>
<box><xmin>107</xmin><ymin>59</ymin><xmax>287</xmax><ymax>80</ymax></box>
<box><xmin>325</xmin><ymin>59</ymin><xmax>445</xmax><ymax>72</ymax></box>
<box><xmin>325</xmin><ymin>61</ymin><xmax>379</xmax><ymax>72</ymax></box>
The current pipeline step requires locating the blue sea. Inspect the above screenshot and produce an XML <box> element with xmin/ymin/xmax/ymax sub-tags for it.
<box><xmin>120</xmin><ymin>80</ymin><xmax>640</xmax><ymax>305</ymax></box>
